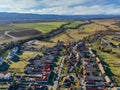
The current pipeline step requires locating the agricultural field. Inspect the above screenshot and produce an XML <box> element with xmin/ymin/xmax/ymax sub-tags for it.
<box><xmin>92</xmin><ymin>19</ymin><xmax>120</xmax><ymax>30</ymax></box>
<box><xmin>81</xmin><ymin>23</ymin><xmax>107</xmax><ymax>33</ymax></box>
<box><xmin>0</xmin><ymin>22</ymin><xmax>67</xmax><ymax>32</ymax></box>
<box><xmin>50</xmin><ymin>22</ymin><xmax>108</xmax><ymax>43</ymax></box>
<box><xmin>8</xmin><ymin>29</ymin><xmax>42</xmax><ymax>37</ymax></box>
<box><xmin>0</xmin><ymin>21</ymin><xmax>67</xmax><ymax>42</ymax></box>
<box><xmin>10</xmin><ymin>22</ymin><xmax>67</xmax><ymax>33</ymax></box>
<box><xmin>64</xmin><ymin>21</ymin><xmax>86</xmax><ymax>28</ymax></box>
<box><xmin>50</xmin><ymin>33</ymin><xmax>74</xmax><ymax>43</ymax></box>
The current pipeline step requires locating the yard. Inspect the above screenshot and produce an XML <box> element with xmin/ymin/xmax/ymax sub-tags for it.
<box><xmin>8</xmin><ymin>51</ymin><xmax>43</xmax><ymax>75</ymax></box>
<box><xmin>92</xmin><ymin>40</ymin><xmax>120</xmax><ymax>86</ymax></box>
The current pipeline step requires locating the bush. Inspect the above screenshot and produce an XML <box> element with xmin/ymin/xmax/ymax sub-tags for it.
<box><xmin>100</xmin><ymin>46</ymin><xmax>112</xmax><ymax>53</ymax></box>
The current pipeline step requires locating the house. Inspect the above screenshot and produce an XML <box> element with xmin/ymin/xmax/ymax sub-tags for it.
<box><xmin>0</xmin><ymin>57</ymin><xmax>4</xmax><ymax>65</ymax></box>
<box><xmin>86</xmin><ymin>86</ymin><xmax>107</xmax><ymax>90</ymax></box>
<box><xmin>25</xmin><ymin>66</ymin><xmax>43</xmax><ymax>74</ymax></box>
<box><xmin>102</xmin><ymin>39</ymin><xmax>109</xmax><ymax>45</ymax></box>
<box><xmin>34</xmin><ymin>60</ymin><xmax>45</xmax><ymax>67</ymax></box>
<box><xmin>43</xmin><ymin>64</ymin><xmax>51</xmax><ymax>72</ymax></box>
<box><xmin>34</xmin><ymin>55</ymin><xmax>42</xmax><ymax>60</ymax></box>
<box><xmin>0</xmin><ymin>73</ymin><xmax>12</xmax><ymax>80</ymax></box>
<box><xmin>34</xmin><ymin>85</ymin><xmax>48</xmax><ymax>90</ymax></box>
<box><xmin>8</xmin><ymin>52</ymin><xmax>15</xmax><ymax>59</ymax></box>
<box><xmin>98</xmin><ymin>63</ymin><xmax>105</xmax><ymax>74</ymax></box>
<box><xmin>43</xmin><ymin>55</ymin><xmax>54</xmax><ymax>61</ymax></box>
<box><xmin>35</xmin><ymin>72</ymin><xmax>51</xmax><ymax>83</ymax></box>
<box><xmin>86</xmin><ymin>76</ymin><xmax>104</xmax><ymax>82</ymax></box>
<box><xmin>63</xmin><ymin>78</ymin><xmax>71</xmax><ymax>88</ymax></box>
<box><xmin>117</xmin><ymin>87</ymin><xmax>120</xmax><ymax>90</ymax></box>
<box><xmin>12</xmin><ymin>46</ymin><xmax>19</xmax><ymax>53</ymax></box>
<box><xmin>4</xmin><ymin>73</ymin><xmax>11</xmax><ymax>79</ymax></box>
<box><xmin>0</xmin><ymin>73</ymin><xmax>4</xmax><ymax>79</ymax></box>
<box><xmin>42</xmin><ymin>72</ymin><xmax>50</xmax><ymax>82</ymax></box>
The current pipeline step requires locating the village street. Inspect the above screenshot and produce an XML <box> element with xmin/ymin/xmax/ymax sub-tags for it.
<box><xmin>53</xmin><ymin>56</ymin><xmax>66</xmax><ymax>90</ymax></box>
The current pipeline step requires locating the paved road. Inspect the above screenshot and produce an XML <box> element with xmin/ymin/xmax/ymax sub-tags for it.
<box><xmin>5</xmin><ymin>31</ymin><xmax>16</xmax><ymax>39</ymax></box>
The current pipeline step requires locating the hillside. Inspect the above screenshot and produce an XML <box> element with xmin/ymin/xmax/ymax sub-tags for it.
<box><xmin>0</xmin><ymin>12</ymin><xmax>120</xmax><ymax>24</ymax></box>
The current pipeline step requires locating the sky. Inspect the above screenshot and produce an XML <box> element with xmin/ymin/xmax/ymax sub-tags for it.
<box><xmin>0</xmin><ymin>0</ymin><xmax>120</xmax><ymax>15</ymax></box>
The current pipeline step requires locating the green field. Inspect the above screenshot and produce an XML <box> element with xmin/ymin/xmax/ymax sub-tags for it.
<box><xmin>7</xmin><ymin>51</ymin><xmax>43</xmax><ymax>75</ymax></box>
<box><xmin>0</xmin><ymin>22</ymin><xmax>67</xmax><ymax>33</ymax></box>
<box><xmin>92</xmin><ymin>40</ymin><xmax>120</xmax><ymax>86</ymax></box>
<box><xmin>64</xmin><ymin>21</ymin><xmax>85</xmax><ymax>28</ymax></box>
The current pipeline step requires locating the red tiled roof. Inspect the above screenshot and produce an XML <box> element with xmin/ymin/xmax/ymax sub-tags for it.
<box><xmin>43</xmin><ymin>64</ymin><xmax>51</xmax><ymax>72</ymax></box>
<box><xmin>42</xmin><ymin>73</ymin><xmax>50</xmax><ymax>80</ymax></box>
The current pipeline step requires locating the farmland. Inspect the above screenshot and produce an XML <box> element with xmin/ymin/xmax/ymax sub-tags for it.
<box><xmin>10</xmin><ymin>22</ymin><xmax>67</xmax><ymax>33</ymax></box>
<box><xmin>64</xmin><ymin>21</ymin><xmax>86</xmax><ymax>28</ymax></box>
<box><xmin>0</xmin><ymin>21</ymin><xmax>67</xmax><ymax>42</ymax></box>
<box><xmin>0</xmin><ymin>22</ymin><xmax>67</xmax><ymax>33</ymax></box>
<box><xmin>8</xmin><ymin>29</ymin><xmax>42</xmax><ymax>37</ymax></box>
<box><xmin>50</xmin><ymin>22</ymin><xmax>108</xmax><ymax>42</ymax></box>
<box><xmin>92</xmin><ymin>19</ymin><xmax>120</xmax><ymax>30</ymax></box>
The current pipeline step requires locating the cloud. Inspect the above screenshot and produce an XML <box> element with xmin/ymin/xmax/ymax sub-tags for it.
<box><xmin>0</xmin><ymin>0</ymin><xmax>38</xmax><ymax>10</ymax></box>
<box><xmin>0</xmin><ymin>0</ymin><xmax>120</xmax><ymax>15</ymax></box>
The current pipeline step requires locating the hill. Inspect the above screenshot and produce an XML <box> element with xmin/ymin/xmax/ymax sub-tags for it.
<box><xmin>0</xmin><ymin>12</ymin><xmax>120</xmax><ymax>24</ymax></box>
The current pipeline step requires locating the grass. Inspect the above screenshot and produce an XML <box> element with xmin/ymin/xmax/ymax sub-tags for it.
<box><xmin>92</xmin><ymin>19</ymin><xmax>120</xmax><ymax>30</ymax></box>
<box><xmin>50</xmin><ymin>33</ymin><xmax>74</xmax><ymax>43</ymax></box>
<box><xmin>104</xmin><ymin>35</ymin><xmax>120</xmax><ymax>46</ymax></box>
<box><xmin>0</xmin><ymin>22</ymin><xmax>67</xmax><ymax>33</ymax></box>
<box><xmin>112</xmin><ymin>48</ymin><xmax>120</xmax><ymax>53</ymax></box>
<box><xmin>0</xmin><ymin>84</ymin><xmax>8</xmax><ymax>89</ymax></box>
<box><xmin>99</xmin><ymin>52</ymin><xmax>120</xmax><ymax>86</ymax></box>
<box><xmin>8</xmin><ymin>51</ymin><xmax>43</xmax><ymax>75</ymax></box>
<box><xmin>67</xmin><ymin>29</ymin><xmax>89</xmax><ymax>40</ymax></box>
<box><xmin>65</xmin><ymin>21</ymin><xmax>85</xmax><ymax>28</ymax></box>
<box><xmin>81</xmin><ymin>23</ymin><xmax>107</xmax><ymax>34</ymax></box>
<box><xmin>33</xmin><ymin>41</ymin><xmax>56</xmax><ymax>48</ymax></box>
<box><xmin>92</xmin><ymin>41</ymin><xmax>120</xmax><ymax>86</ymax></box>
<box><xmin>1</xmin><ymin>21</ymin><xmax>83</xmax><ymax>32</ymax></box>
<box><xmin>50</xmin><ymin>23</ymin><xmax>107</xmax><ymax>43</ymax></box>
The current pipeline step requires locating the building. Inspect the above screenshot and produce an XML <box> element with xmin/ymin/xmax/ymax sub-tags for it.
<box><xmin>0</xmin><ymin>73</ymin><xmax>12</xmax><ymax>80</ymax></box>
<box><xmin>12</xmin><ymin>46</ymin><xmax>19</xmax><ymax>53</ymax></box>
<box><xmin>0</xmin><ymin>57</ymin><xmax>4</xmax><ymax>65</ymax></box>
<box><xmin>8</xmin><ymin>52</ymin><xmax>15</xmax><ymax>59</ymax></box>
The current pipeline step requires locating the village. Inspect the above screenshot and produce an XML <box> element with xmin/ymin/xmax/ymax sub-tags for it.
<box><xmin>0</xmin><ymin>34</ymin><xmax>119</xmax><ymax>90</ymax></box>
<box><xmin>0</xmin><ymin>20</ymin><xmax>120</xmax><ymax>90</ymax></box>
